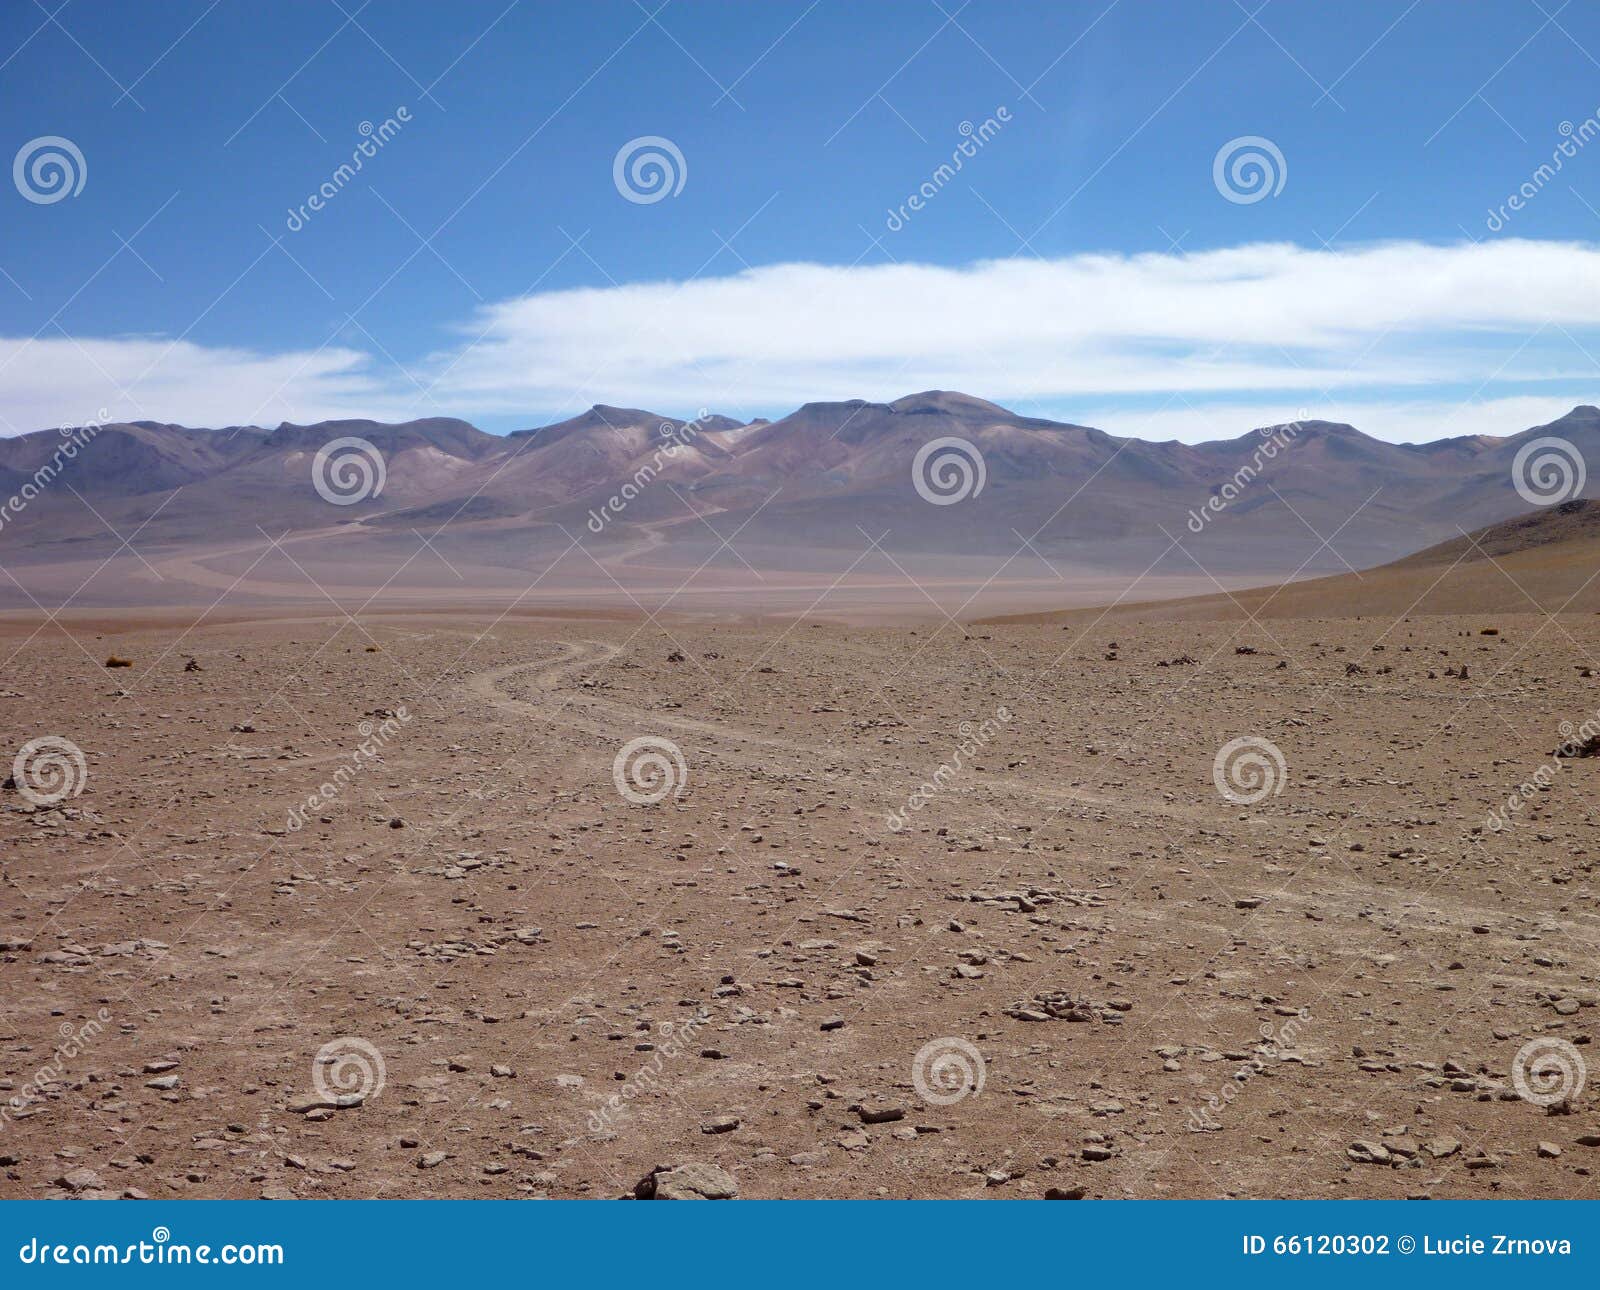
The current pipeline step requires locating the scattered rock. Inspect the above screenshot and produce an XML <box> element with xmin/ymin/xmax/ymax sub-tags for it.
<box><xmin>56</xmin><ymin>1167</ymin><xmax>103</xmax><ymax>1192</ymax></box>
<box><xmin>634</xmin><ymin>1161</ymin><xmax>738</xmax><ymax>1200</ymax></box>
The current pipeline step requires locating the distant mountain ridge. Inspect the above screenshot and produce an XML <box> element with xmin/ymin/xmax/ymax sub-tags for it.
<box><xmin>2</xmin><ymin>394</ymin><xmax>1598</xmax><ymax>583</ymax></box>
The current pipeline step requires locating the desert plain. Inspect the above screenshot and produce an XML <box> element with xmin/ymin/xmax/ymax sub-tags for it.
<box><xmin>4</xmin><ymin>581</ymin><xmax>1600</xmax><ymax>1199</ymax></box>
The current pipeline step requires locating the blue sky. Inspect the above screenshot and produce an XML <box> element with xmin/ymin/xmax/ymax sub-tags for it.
<box><xmin>3</xmin><ymin>0</ymin><xmax>1600</xmax><ymax>441</ymax></box>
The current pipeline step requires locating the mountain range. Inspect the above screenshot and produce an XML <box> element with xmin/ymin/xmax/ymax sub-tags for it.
<box><xmin>1</xmin><ymin>392</ymin><xmax>1596</xmax><ymax>613</ymax></box>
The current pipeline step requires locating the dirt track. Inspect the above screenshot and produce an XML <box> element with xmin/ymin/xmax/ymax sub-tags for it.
<box><xmin>3</xmin><ymin>611</ymin><xmax>1600</xmax><ymax>1198</ymax></box>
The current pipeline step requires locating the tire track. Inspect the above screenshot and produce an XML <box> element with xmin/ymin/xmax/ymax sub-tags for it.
<box><xmin>465</xmin><ymin>638</ymin><xmax>1212</xmax><ymax>825</ymax></box>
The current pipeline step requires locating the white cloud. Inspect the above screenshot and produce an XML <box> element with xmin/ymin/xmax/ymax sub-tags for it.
<box><xmin>424</xmin><ymin>239</ymin><xmax>1600</xmax><ymax>418</ymax></box>
<box><xmin>0</xmin><ymin>336</ymin><xmax>404</xmax><ymax>436</ymax></box>
<box><xmin>3</xmin><ymin>240</ymin><xmax>1598</xmax><ymax>440</ymax></box>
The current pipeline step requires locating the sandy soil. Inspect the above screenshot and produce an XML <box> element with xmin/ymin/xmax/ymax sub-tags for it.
<box><xmin>3</xmin><ymin>609</ymin><xmax>1599</xmax><ymax>1199</ymax></box>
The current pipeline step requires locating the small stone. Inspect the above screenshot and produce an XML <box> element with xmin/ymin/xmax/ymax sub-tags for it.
<box><xmin>702</xmin><ymin>1116</ymin><xmax>739</xmax><ymax>1134</ymax></box>
<box><xmin>288</xmin><ymin>1092</ymin><xmax>366</xmax><ymax>1113</ymax></box>
<box><xmin>417</xmin><ymin>1151</ymin><xmax>447</xmax><ymax>1169</ymax></box>
<box><xmin>1539</xmin><ymin>1141</ymin><xmax>1562</xmax><ymax>1159</ymax></box>
<box><xmin>820</xmin><ymin>1017</ymin><xmax>845</xmax><ymax>1031</ymax></box>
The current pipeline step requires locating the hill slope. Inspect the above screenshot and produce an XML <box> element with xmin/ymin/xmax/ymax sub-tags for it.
<box><xmin>981</xmin><ymin>499</ymin><xmax>1600</xmax><ymax>623</ymax></box>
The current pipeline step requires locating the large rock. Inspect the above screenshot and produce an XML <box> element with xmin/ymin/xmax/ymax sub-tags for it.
<box><xmin>634</xmin><ymin>1161</ymin><xmax>739</xmax><ymax>1200</ymax></box>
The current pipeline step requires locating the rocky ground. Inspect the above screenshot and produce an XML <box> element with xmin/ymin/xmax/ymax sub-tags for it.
<box><xmin>2</xmin><ymin>608</ymin><xmax>1599</xmax><ymax>1199</ymax></box>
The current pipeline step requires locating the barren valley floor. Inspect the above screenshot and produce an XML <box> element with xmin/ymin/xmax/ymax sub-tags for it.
<box><xmin>2</xmin><ymin>610</ymin><xmax>1598</xmax><ymax>1199</ymax></box>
